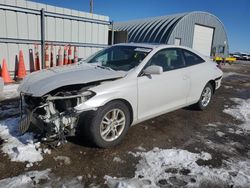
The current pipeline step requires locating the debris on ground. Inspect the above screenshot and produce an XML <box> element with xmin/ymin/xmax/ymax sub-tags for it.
<box><xmin>113</xmin><ymin>156</ymin><xmax>125</xmax><ymax>163</ymax></box>
<box><xmin>54</xmin><ymin>156</ymin><xmax>71</xmax><ymax>165</ymax></box>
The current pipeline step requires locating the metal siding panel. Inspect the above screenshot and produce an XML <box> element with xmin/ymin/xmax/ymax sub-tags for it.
<box><xmin>6</xmin><ymin>10</ymin><xmax>18</xmax><ymax>38</ymax></box>
<box><xmin>85</xmin><ymin>22</ymin><xmax>92</xmax><ymax>43</ymax></box>
<box><xmin>46</xmin><ymin>5</ymin><xmax>55</xmax><ymax>12</ymax></box>
<box><xmin>85</xmin><ymin>47</ymin><xmax>92</xmax><ymax>58</ymax></box>
<box><xmin>63</xmin><ymin>8</ymin><xmax>71</xmax><ymax>15</ymax></box>
<box><xmin>78</xmin><ymin>21</ymin><xmax>86</xmax><ymax>43</ymax></box>
<box><xmin>17</xmin><ymin>12</ymin><xmax>29</xmax><ymax>39</ymax></box>
<box><xmin>46</xmin><ymin>16</ymin><xmax>56</xmax><ymax>41</ymax></box>
<box><xmin>0</xmin><ymin>43</ymin><xmax>8</xmax><ymax>67</ymax></box>
<box><xmin>0</xmin><ymin>10</ymin><xmax>7</xmax><ymax>37</ymax></box>
<box><xmin>55</xmin><ymin>18</ymin><xmax>64</xmax><ymax>41</ymax></box>
<box><xmin>26</xmin><ymin>1</ymin><xmax>38</xmax><ymax>9</ymax></box>
<box><xmin>78</xmin><ymin>47</ymin><xmax>85</xmax><ymax>59</ymax></box>
<box><xmin>27</xmin><ymin>14</ymin><xmax>39</xmax><ymax>40</ymax></box>
<box><xmin>104</xmin><ymin>25</ymin><xmax>109</xmax><ymax>45</ymax></box>
<box><xmin>16</xmin><ymin>0</ymin><xmax>27</xmax><ymax>8</ymax></box>
<box><xmin>55</xmin><ymin>7</ymin><xmax>64</xmax><ymax>14</ymax></box>
<box><xmin>4</xmin><ymin>0</ymin><xmax>16</xmax><ymax>6</ymax></box>
<box><xmin>7</xmin><ymin>43</ymin><xmax>18</xmax><ymax>73</ymax></box>
<box><xmin>71</xmin><ymin>20</ymin><xmax>79</xmax><ymax>42</ymax></box>
<box><xmin>36</xmin><ymin>3</ymin><xmax>47</xmax><ymax>10</ymax></box>
<box><xmin>98</xmin><ymin>24</ymin><xmax>105</xmax><ymax>44</ymax></box>
<box><xmin>63</xmin><ymin>19</ymin><xmax>71</xmax><ymax>42</ymax></box>
<box><xmin>92</xmin><ymin>23</ymin><xmax>98</xmax><ymax>44</ymax></box>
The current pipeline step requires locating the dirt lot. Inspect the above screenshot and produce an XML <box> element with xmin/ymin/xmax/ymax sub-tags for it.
<box><xmin>0</xmin><ymin>62</ymin><xmax>249</xmax><ymax>187</ymax></box>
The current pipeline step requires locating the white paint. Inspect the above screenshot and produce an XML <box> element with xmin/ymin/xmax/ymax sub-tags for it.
<box><xmin>193</xmin><ymin>24</ymin><xmax>214</xmax><ymax>57</ymax></box>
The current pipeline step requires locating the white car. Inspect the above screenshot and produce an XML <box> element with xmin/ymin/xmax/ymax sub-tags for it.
<box><xmin>0</xmin><ymin>77</ymin><xmax>3</xmax><ymax>93</ymax></box>
<box><xmin>18</xmin><ymin>43</ymin><xmax>222</xmax><ymax>148</ymax></box>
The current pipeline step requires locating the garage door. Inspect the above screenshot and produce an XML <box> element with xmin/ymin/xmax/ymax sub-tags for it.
<box><xmin>192</xmin><ymin>24</ymin><xmax>214</xmax><ymax>57</ymax></box>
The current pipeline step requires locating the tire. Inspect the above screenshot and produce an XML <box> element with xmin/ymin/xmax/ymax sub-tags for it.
<box><xmin>80</xmin><ymin>101</ymin><xmax>131</xmax><ymax>148</ymax></box>
<box><xmin>194</xmin><ymin>83</ymin><xmax>213</xmax><ymax>110</ymax></box>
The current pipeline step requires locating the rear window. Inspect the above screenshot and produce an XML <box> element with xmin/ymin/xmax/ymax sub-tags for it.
<box><xmin>183</xmin><ymin>49</ymin><xmax>205</xmax><ymax>66</ymax></box>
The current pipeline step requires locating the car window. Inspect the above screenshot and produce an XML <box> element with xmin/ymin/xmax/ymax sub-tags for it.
<box><xmin>183</xmin><ymin>49</ymin><xmax>205</xmax><ymax>66</ymax></box>
<box><xmin>147</xmin><ymin>48</ymin><xmax>185</xmax><ymax>72</ymax></box>
<box><xmin>86</xmin><ymin>46</ymin><xmax>152</xmax><ymax>71</ymax></box>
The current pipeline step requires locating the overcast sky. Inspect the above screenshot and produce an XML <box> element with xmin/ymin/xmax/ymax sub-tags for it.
<box><xmin>31</xmin><ymin>0</ymin><xmax>250</xmax><ymax>53</ymax></box>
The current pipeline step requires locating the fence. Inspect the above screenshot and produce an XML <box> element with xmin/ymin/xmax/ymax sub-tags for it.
<box><xmin>0</xmin><ymin>0</ymin><xmax>110</xmax><ymax>75</ymax></box>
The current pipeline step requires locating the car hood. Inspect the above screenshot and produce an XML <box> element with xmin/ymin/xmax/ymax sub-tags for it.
<box><xmin>18</xmin><ymin>64</ymin><xmax>126</xmax><ymax>97</ymax></box>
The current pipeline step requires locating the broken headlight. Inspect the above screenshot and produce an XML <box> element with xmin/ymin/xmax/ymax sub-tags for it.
<box><xmin>52</xmin><ymin>90</ymin><xmax>95</xmax><ymax>112</ymax></box>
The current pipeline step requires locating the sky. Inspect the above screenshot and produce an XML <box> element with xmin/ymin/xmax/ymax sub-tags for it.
<box><xmin>30</xmin><ymin>0</ymin><xmax>250</xmax><ymax>53</ymax></box>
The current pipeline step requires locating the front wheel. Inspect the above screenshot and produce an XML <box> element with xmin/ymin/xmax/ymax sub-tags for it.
<box><xmin>80</xmin><ymin>101</ymin><xmax>131</xmax><ymax>148</ymax></box>
<box><xmin>194</xmin><ymin>83</ymin><xmax>213</xmax><ymax>110</ymax></box>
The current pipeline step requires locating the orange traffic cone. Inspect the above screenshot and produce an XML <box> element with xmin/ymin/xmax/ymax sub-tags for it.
<box><xmin>63</xmin><ymin>46</ymin><xmax>68</xmax><ymax>65</ymax></box>
<box><xmin>34</xmin><ymin>44</ymin><xmax>40</xmax><ymax>71</ymax></box>
<box><xmin>68</xmin><ymin>45</ymin><xmax>72</xmax><ymax>64</ymax></box>
<box><xmin>50</xmin><ymin>45</ymin><xmax>54</xmax><ymax>67</ymax></box>
<box><xmin>57</xmin><ymin>47</ymin><xmax>63</xmax><ymax>66</ymax></box>
<box><xmin>74</xmin><ymin>46</ymin><xmax>78</xmax><ymax>64</ymax></box>
<box><xmin>1</xmin><ymin>58</ymin><xmax>14</xmax><ymax>84</ymax></box>
<box><xmin>45</xmin><ymin>45</ymin><xmax>50</xmax><ymax>69</ymax></box>
<box><xmin>17</xmin><ymin>50</ymin><xmax>27</xmax><ymax>80</ymax></box>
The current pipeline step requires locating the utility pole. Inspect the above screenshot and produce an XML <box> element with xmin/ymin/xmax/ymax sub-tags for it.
<box><xmin>90</xmin><ymin>0</ymin><xmax>93</xmax><ymax>13</ymax></box>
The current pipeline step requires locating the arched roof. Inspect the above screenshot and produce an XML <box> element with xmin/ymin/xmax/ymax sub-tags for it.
<box><xmin>114</xmin><ymin>13</ymin><xmax>187</xmax><ymax>43</ymax></box>
<box><xmin>113</xmin><ymin>11</ymin><xmax>228</xmax><ymax>50</ymax></box>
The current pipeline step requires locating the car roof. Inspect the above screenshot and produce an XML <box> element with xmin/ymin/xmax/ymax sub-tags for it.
<box><xmin>114</xmin><ymin>43</ymin><xmax>165</xmax><ymax>49</ymax></box>
<box><xmin>114</xmin><ymin>43</ymin><xmax>196</xmax><ymax>51</ymax></box>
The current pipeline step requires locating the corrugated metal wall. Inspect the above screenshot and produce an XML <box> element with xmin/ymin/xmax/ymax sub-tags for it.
<box><xmin>114</xmin><ymin>11</ymin><xmax>229</xmax><ymax>56</ymax></box>
<box><xmin>0</xmin><ymin>0</ymin><xmax>110</xmax><ymax>74</ymax></box>
<box><xmin>168</xmin><ymin>12</ymin><xmax>229</xmax><ymax>56</ymax></box>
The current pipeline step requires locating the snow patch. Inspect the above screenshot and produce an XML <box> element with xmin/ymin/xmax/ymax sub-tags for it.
<box><xmin>135</xmin><ymin>146</ymin><xmax>146</xmax><ymax>151</ymax></box>
<box><xmin>105</xmin><ymin>148</ymin><xmax>250</xmax><ymax>187</ymax></box>
<box><xmin>216</xmin><ymin>131</ymin><xmax>225</xmax><ymax>137</ymax></box>
<box><xmin>223</xmin><ymin>98</ymin><xmax>250</xmax><ymax>133</ymax></box>
<box><xmin>0</xmin><ymin>84</ymin><xmax>19</xmax><ymax>101</ymax></box>
<box><xmin>224</xmin><ymin>85</ymin><xmax>233</xmax><ymax>89</ymax></box>
<box><xmin>0</xmin><ymin>117</ymin><xmax>43</xmax><ymax>163</ymax></box>
<box><xmin>0</xmin><ymin>169</ymin><xmax>85</xmax><ymax>188</ymax></box>
<box><xmin>0</xmin><ymin>169</ymin><xmax>51</xmax><ymax>188</ymax></box>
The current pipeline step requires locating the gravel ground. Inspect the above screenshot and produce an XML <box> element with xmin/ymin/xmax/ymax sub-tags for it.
<box><xmin>0</xmin><ymin>62</ymin><xmax>249</xmax><ymax>187</ymax></box>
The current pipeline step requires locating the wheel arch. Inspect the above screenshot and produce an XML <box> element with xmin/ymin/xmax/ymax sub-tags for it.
<box><xmin>104</xmin><ymin>98</ymin><xmax>134</xmax><ymax>126</ymax></box>
<box><xmin>208</xmin><ymin>80</ymin><xmax>216</xmax><ymax>94</ymax></box>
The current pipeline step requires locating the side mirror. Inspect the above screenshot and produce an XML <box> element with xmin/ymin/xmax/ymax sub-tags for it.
<box><xmin>143</xmin><ymin>65</ymin><xmax>163</xmax><ymax>75</ymax></box>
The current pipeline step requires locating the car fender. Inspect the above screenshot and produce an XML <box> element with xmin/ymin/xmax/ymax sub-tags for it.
<box><xmin>74</xmin><ymin>79</ymin><xmax>138</xmax><ymax>123</ymax></box>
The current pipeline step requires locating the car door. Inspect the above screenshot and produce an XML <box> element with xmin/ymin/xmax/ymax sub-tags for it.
<box><xmin>182</xmin><ymin>49</ymin><xmax>207</xmax><ymax>104</ymax></box>
<box><xmin>137</xmin><ymin>48</ymin><xmax>190</xmax><ymax>121</ymax></box>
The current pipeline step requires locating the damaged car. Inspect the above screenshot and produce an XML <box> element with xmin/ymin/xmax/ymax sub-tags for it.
<box><xmin>18</xmin><ymin>43</ymin><xmax>223</xmax><ymax>148</ymax></box>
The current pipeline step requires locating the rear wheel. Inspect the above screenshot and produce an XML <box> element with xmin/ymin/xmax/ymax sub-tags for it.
<box><xmin>194</xmin><ymin>83</ymin><xmax>213</xmax><ymax>110</ymax></box>
<box><xmin>80</xmin><ymin>101</ymin><xmax>130</xmax><ymax>148</ymax></box>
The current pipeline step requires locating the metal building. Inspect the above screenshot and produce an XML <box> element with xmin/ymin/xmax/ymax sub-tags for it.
<box><xmin>114</xmin><ymin>11</ymin><xmax>228</xmax><ymax>57</ymax></box>
<box><xmin>0</xmin><ymin>0</ymin><xmax>109</xmax><ymax>74</ymax></box>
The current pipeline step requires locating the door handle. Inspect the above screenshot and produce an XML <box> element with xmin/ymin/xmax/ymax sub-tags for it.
<box><xmin>183</xmin><ymin>75</ymin><xmax>188</xmax><ymax>80</ymax></box>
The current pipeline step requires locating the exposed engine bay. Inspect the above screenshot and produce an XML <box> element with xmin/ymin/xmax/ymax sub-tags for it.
<box><xmin>19</xmin><ymin>83</ymin><xmax>99</xmax><ymax>145</ymax></box>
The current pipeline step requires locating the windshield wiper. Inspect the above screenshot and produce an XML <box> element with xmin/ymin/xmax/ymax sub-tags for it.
<box><xmin>96</xmin><ymin>65</ymin><xmax>114</xmax><ymax>71</ymax></box>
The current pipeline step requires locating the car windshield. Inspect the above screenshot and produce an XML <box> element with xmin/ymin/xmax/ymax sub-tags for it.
<box><xmin>85</xmin><ymin>45</ymin><xmax>152</xmax><ymax>71</ymax></box>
